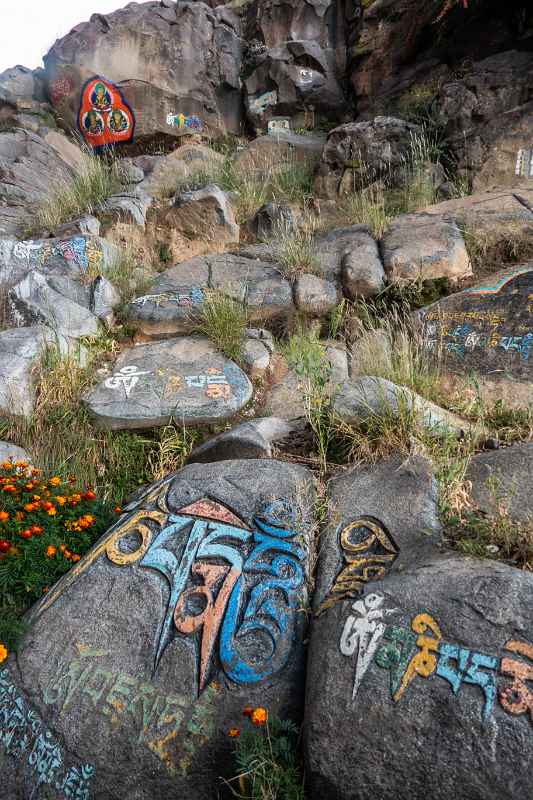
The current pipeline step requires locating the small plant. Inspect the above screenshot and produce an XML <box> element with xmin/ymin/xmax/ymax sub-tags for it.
<box><xmin>226</xmin><ymin>708</ymin><xmax>304</xmax><ymax>800</ymax></box>
<box><xmin>0</xmin><ymin>459</ymin><xmax>114</xmax><ymax>647</ymax></box>
<box><xmin>148</xmin><ymin>423</ymin><xmax>199</xmax><ymax>480</ymax></box>
<box><xmin>103</xmin><ymin>246</ymin><xmax>152</xmax><ymax>306</ymax></box>
<box><xmin>195</xmin><ymin>291</ymin><xmax>248</xmax><ymax>362</ymax></box>
<box><xmin>339</xmin><ymin>182</ymin><xmax>391</xmax><ymax>239</ymax></box>
<box><xmin>283</xmin><ymin>329</ymin><xmax>334</xmax><ymax>473</ymax></box>
<box><xmin>32</xmin><ymin>146</ymin><xmax>122</xmax><ymax>233</ymax></box>
<box><xmin>273</xmin><ymin>219</ymin><xmax>321</xmax><ymax>280</ymax></box>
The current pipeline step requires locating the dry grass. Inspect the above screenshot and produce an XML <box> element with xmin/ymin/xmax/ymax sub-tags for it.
<box><xmin>31</xmin><ymin>146</ymin><xmax>122</xmax><ymax>234</ymax></box>
<box><xmin>194</xmin><ymin>291</ymin><xmax>248</xmax><ymax>361</ymax></box>
<box><xmin>271</xmin><ymin>216</ymin><xmax>321</xmax><ymax>280</ymax></box>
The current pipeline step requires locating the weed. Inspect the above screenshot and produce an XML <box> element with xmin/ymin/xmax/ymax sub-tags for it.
<box><xmin>227</xmin><ymin>715</ymin><xmax>304</xmax><ymax>800</ymax></box>
<box><xmin>272</xmin><ymin>218</ymin><xmax>321</xmax><ymax>280</ymax></box>
<box><xmin>31</xmin><ymin>146</ymin><xmax>122</xmax><ymax>233</ymax></box>
<box><xmin>102</xmin><ymin>246</ymin><xmax>153</xmax><ymax>306</ymax></box>
<box><xmin>339</xmin><ymin>181</ymin><xmax>391</xmax><ymax>239</ymax></box>
<box><xmin>195</xmin><ymin>291</ymin><xmax>248</xmax><ymax>362</ymax></box>
<box><xmin>148</xmin><ymin>423</ymin><xmax>199</xmax><ymax>480</ymax></box>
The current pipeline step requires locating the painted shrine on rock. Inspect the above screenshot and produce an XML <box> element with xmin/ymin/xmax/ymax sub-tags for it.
<box><xmin>78</xmin><ymin>77</ymin><xmax>135</xmax><ymax>151</ymax></box>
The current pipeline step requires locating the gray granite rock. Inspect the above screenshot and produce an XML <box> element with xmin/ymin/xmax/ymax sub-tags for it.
<box><xmin>209</xmin><ymin>253</ymin><xmax>293</xmax><ymax>322</ymax></box>
<box><xmin>53</xmin><ymin>215</ymin><xmax>101</xmax><ymax>238</ymax></box>
<box><xmin>306</xmin><ymin>550</ymin><xmax>533</xmax><ymax>800</ymax></box>
<box><xmin>381</xmin><ymin>212</ymin><xmax>472</xmax><ymax>282</ymax></box>
<box><xmin>1</xmin><ymin>460</ymin><xmax>313</xmax><ymax>799</ymax></box>
<box><xmin>325</xmin><ymin>343</ymin><xmax>349</xmax><ymax>384</ymax></box>
<box><xmin>466</xmin><ymin>442</ymin><xmax>533</xmax><ymax>521</ymax></box>
<box><xmin>341</xmin><ymin>230</ymin><xmax>385</xmax><ymax>298</ymax></box>
<box><xmin>8</xmin><ymin>270</ymin><xmax>100</xmax><ymax>339</ymax></box>
<box><xmin>242</xmin><ymin>339</ymin><xmax>271</xmax><ymax>374</ymax></box>
<box><xmin>0</xmin><ymin>440</ymin><xmax>32</xmax><ymax>465</ymax></box>
<box><xmin>248</xmin><ymin>202</ymin><xmax>295</xmax><ymax>240</ymax></box>
<box><xmin>294</xmin><ymin>274</ymin><xmax>339</xmax><ymax>316</ymax></box>
<box><xmin>333</xmin><ymin>376</ymin><xmax>477</xmax><ymax>438</ymax></box>
<box><xmin>0</xmin><ymin>351</ymin><xmax>35</xmax><ymax>417</ymax></box>
<box><xmin>188</xmin><ymin>418</ymin><xmax>293</xmax><ymax>464</ymax></box>
<box><xmin>90</xmin><ymin>276</ymin><xmax>121</xmax><ymax>324</ymax></box>
<box><xmin>84</xmin><ymin>337</ymin><xmax>253</xmax><ymax>430</ymax></box>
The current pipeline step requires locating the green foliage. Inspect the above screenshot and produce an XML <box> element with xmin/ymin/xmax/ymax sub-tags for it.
<box><xmin>230</xmin><ymin>717</ymin><xmax>304</xmax><ymax>800</ymax></box>
<box><xmin>195</xmin><ymin>291</ymin><xmax>248</xmax><ymax>362</ymax></box>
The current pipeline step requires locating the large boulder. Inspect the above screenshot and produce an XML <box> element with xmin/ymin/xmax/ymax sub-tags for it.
<box><xmin>0</xmin><ymin>129</ymin><xmax>82</xmax><ymax>236</ymax></box>
<box><xmin>381</xmin><ymin>212</ymin><xmax>472</xmax><ymax>283</ymax></box>
<box><xmin>306</xmin><ymin>543</ymin><xmax>533</xmax><ymax>799</ymax></box>
<box><xmin>313</xmin><ymin>226</ymin><xmax>385</xmax><ymax>296</ymax></box>
<box><xmin>1</xmin><ymin>459</ymin><xmax>314</xmax><ymax>799</ymax></box>
<box><xmin>84</xmin><ymin>337</ymin><xmax>253</xmax><ymax>429</ymax></box>
<box><xmin>466</xmin><ymin>442</ymin><xmax>533</xmax><ymax>522</ymax></box>
<box><xmin>420</xmin><ymin>264</ymin><xmax>533</xmax><ymax>382</ymax></box>
<box><xmin>43</xmin><ymin>2</ymin><xmax>243</xmax><ymax>142</ymax></box>
<box><xmin>314</xmin><ymin>117</ymin><xmax>420</xmax><ymax>199</ymax></box>
<box><xmin>168</xmin><ymin>184</ymin><xmax>239</xmax><ymax>244</ymax></box>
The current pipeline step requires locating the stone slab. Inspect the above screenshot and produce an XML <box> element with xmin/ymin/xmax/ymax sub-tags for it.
<box><xmin>84</xmin><ymin>338</ymin><xmax>253</xmax><ymax>430</ymax></box>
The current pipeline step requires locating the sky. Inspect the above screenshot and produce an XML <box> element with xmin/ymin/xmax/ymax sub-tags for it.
<box><xmin>0</xmin><ymin>1</ymin><xmax>128</xmax><ymax>73</ymax></box>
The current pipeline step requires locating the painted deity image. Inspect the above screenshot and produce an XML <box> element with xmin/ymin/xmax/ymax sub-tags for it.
<box><xmin>108</xmin><ymin>108</ymin><xmax>129</xmax><ymax>133</ymax></box>
<box><xmin>90</xmin><ymin>82</ymin><xmax>112</xmax><ymax>110</ymax></box>
<box><xmin>83</xmin><ymin>110</ymin><xmax>104</xmax><ymax>136</ymax></box>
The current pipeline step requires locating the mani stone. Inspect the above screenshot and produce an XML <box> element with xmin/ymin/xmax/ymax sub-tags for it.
<box><xmin>381</xmin><ymin>213</ymin><xmax>472</xmax><ymax>283</ymax></box>
<box><xmin>420</xmin><ymin>264</ymin><xmax>533</xmax><ymax>381</ymax></box>
<box><xmin>306</xmin><ymin>547</ymin><xmax>533</xmax><ymax>800</ymax></box>
<box><xmin>1</xmin><ymin>459</ymin><xmax>313</xmax><ymax>800</ymax></box>
<box><xmin>84</xmin><ymin>337</ymin><xmax>253</xmax><ymax>430</ymax></box>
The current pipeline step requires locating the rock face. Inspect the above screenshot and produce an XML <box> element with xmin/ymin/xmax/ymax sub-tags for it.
<box><xmin>84</xmin><ymin>337</ymin><xmax>253</xmax><ymax>429</ymax></box>
<box><xmin>1</xmin><ymin>459</ymin><xmax>314</xmax><ymax>799</ymax></box>
<box><xmin>314</xmin><ymin>117</ymin><xmax>419</xmax><ymax>198</ymax></box>
<box><xmin>43</xmin><ymin>1</ymin><xmax>243</xmax><ymax>141</ymax></box>
<box><xmin>294</xmin><ymin>274</ymin><xmax>339</xmax><ymax>316</ymax></box>
<box><xmin>243</xmin><ymin>0</ymin><xmax>349</xmax><ymax>130</ymax></box>
<box><xmin>420</xmin><ymin>264</ymin><xmax>533</xmax><ymax>381</ymax></box>
<box><xmin>0</xmin><ymin>129</ymin><xmax>82</xmax><ymax>236</ymax></box>
<box><xmin>306</xmin><ymin>547</ymin><xmax>533</xmax><ymax>800</ymax></box>
<box><xmin>381</xmin><ymin>213</ymin><xmax>472</xmax><ymax>283</ymax></box>
<box><xmin>313</xmin><ymin>226</ymin><xmax>385</xmax><ymax>295</ymax></box>
<box><xmin>188</xmin><ymin>418</ymin><xmax>293</xmax><ymax>464</ymax></box>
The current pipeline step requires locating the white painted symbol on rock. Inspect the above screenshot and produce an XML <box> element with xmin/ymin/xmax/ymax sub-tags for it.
<box><xmin>340</xmin><ymin>593</ymin><xmax>398</xmax><ymax>699</ymax></box>
<box><xmin>105</xmin><ymin>365</ymin><xmax>151</xmax><ymax>398</ymax></box>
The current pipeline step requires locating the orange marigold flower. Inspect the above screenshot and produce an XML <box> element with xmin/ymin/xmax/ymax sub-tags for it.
<box><xmin>83</xmin><ymin>490</ymin><xmax>96</xmax><ymax>501</ymax></box>
<box><xmin>30</xmin><ymin>468</ymin><xmax>40</xmax><ymax>476</ymax></box>
<box><xmin>42</xmin><ymin>586</ymin><xmax>49</xmax><ymax>594</ymax></box>
<box><xmin>59</xmin><ymin>544</ymin><xmax>66</xmax><ymax>552</ymax></box>
<box><xmin>45</xmin><ymin>545</ymin><xmax>57</xmax><ymax>558</ymax></box>
<box><xmin>32</xmin><ymin>495</ymin><xmax>41</xmax><ymax>501</ymax></box>
<box><xmin>64</xmin><ymin>549</ymin><xmax>72</xmax><ymax>559</ymax></box>
<box><xmin>251</xmin><ymin>708</ymin><xmax>267</xmax><ymax>726</ymax></box>
<box><xmin>24</xmin><ymin>483</ymin><xmax>35</xmax><ymax>491</ymax></box>
<box><xmin>71</xmin><ymin>554</ymin><xmax>81</xmax><ymax>563</ymax></box>
<box><xmin>31</xmin><ymin>525</ymin><xmax>43</xmax><ymax>535</ymax></box>
<box><xmin>70</xmin><ymin>494</ymin><xmax>81</xmax><ymax>503</ymax></box>
<box><xmin>2</xmin><ymin>485</ymin><xmax>16</xmax><ymax>493</ymax></box>
<box><xmin>42</xmin><ymin>501</ymin><xmax>53</xmax><ymax>511</ymax></box>
<box><xmin>0</xmin><ymin>511</ymin><xmax>9</xmax><ymax>522</ymax></box>
<box><xmin>83</xmin><ymin>514</ymin><xmax>95</xmax><ymax>524</ymax></box>
<box><xmin>19</xmin><ymin>529</ymin><xmax>32</xmax><ymax>540</ymax></box>
<box><xmin>228</xmin><ymin>728</ymin><xmax>240</xmax><ymax>738</ymax></box>
<box><xmin>1</xmin><ymin>462</ymin><xmax>13</xmax><ymax>470</ymax></box>
<box><xmin>47</xmin><ymin>507</ymin><xmax>57</xmax><ymax>517</ymax></box>
<box><xmin>0</xmin><ymin>644</ymin><xmax>8</xmax><ymax>663</ymax></box>
<box><xmin>54</xmin><ymin>496</ymin><xmax>66</xmax><ymax>506</ymax></box>
<box><xmin>14</xmin><ymin>511</ymin><xmax>25</xmax><ymax>521</ymax></box>
<box><xmin>114</xmin><ymin>506</ymin><xmax>122</xmax><ymax>514</ymax></box>
<box><xmin>24</xmin><ymin>503</ymin><xmax>36</xmax><ymax>512</ymax></box>
<box><xmin>15</xmin><ymin>461</ymin><xmax>28</xmax><ymax>469</ymax></box>
<box><xmin>49</xmin><ymin>477</ymin><xmax>61</xmax><ymax>486</ymax></box>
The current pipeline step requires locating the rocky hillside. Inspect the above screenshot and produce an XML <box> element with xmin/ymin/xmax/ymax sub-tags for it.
<box><xmin>0</xmin><ymin>1</ymin><xmax>533</xmax><ymax>799</ymax></box>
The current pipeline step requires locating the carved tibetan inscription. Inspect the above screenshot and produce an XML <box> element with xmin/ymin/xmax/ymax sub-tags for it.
<box><xmin>105</xmin><ymin>498</ymin><xmax>305</xmax><ymax>693</ymax></box>
<box><xmin>422</xmin><ymin>266</ymin><xmax>533</xmax><ymax>379</ymax></box>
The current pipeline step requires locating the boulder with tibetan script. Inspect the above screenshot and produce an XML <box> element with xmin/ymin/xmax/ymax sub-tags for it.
<box><xmin>83</xmin><ymin>337</ymin><xmax>253</xmax><ymax>430</ymax></box>
<box><xmin>1</xmin><ymin>459</ymin><xmax>313</xmax><ymax>799</ymax></box>
<box><xmin>420</xmin><ymin>264</ymin><xmax>533</xmax><ymax>380</ymax></box>
<box><xmin>306</xmin><ymin>547</ymin><xmax>533</xmax><ymax>800</ymax></box>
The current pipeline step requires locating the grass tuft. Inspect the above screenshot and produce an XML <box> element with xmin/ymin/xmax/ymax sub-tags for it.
<box><xmin>194</xmin><ymin>291</ymin><xmax>248</xmax><ymax>362</ymax></box>
<box><xmin>272</xmin><ymin>218</ymin><xmax>321</xmax><ymax>280</ymax></box>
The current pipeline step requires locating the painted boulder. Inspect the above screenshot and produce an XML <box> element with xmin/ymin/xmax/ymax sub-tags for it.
<box><xmin>306</xmin><ymin>457</ymin><xmax>533</xmax><ymax>799</ymax></box>
<box><xmin>83</xmin><ymin>337</ymin><xmax>253</xmax><ymax>430</ymax></box>
<box><xmin>43</xmin><ymin>2</ymin><xmax>243</xmax><ymax>142</ymax></box>
<box><xmin>0</xmin><ymin>459</ymin><xmax>314</xmax><ymax>799</ymax></box>
<box><xmin>421</xmin><ymin>264</ymin><xmax>533</xmax><ymax>380</ymax></box>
